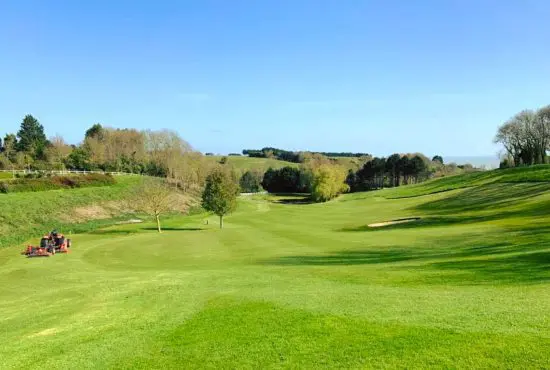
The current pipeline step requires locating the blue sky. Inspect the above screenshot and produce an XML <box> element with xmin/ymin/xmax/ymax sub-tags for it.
<box><xmin>1</xmin><ymin>0</ymin><xmax>549</xmax><ymax>157</ymax></box>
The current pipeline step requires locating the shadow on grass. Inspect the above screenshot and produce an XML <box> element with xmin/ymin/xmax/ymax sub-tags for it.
<box><xmin>90</xmin><ymin>229</ymin><xmax>139</xmax><ymax>235</ymax></box>
<box><xmin>425</xmin><ymin>251</ymin><xmax>550</xmax><ymax>285</ymax></box>
<box><xmin>263</xmin><ymin>226</ymin><xmax>550</xmax><ymax>284</ymax></box>
<box><xmin>276</xmin><ymin>197</ymin><xmax>313</xmax><ymax>205</ymax></box>
<box><xmin>269</xmin><ymin>194</ymin><xmax>314</xmax><ymax>205</ymax></box>
<box><xmin>339</xmin><ymin>215</ymin><xmax>498</xmax><ymax>232</ymax></box>
<box><xmin>141</xmin><ymin>227</ymin><xmax>204</xmax><ymax>231</ymax></box>
<box><xmin>91</xmin><ymin>226</ymin><xmax>204</xmax><ymax>235</ymax></box>
<box><xmin>415</xmin><ymin>182</ymin><xmax>550</xmax><ymax>215</ymax></box>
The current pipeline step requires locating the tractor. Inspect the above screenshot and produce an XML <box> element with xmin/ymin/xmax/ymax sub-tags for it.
<box><xmin>22</xmin><ymin>230</ymin><xmax>72</xmax><ymax>257</ymax></box>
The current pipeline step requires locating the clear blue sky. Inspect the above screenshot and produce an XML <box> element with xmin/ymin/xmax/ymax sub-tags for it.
<box><xmin>1</xmin><ymin>0</ymin><xmax>549</xmax><ymax>157</ymax></box>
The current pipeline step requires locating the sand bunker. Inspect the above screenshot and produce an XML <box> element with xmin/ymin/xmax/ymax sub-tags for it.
<box><xmin>368</xmin><ymin>217</ymin><xmax>421</xmax><ymax>228</ymax></box>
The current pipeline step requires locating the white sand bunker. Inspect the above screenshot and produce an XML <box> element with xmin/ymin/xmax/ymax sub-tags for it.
<box><xmin>368</xmin><ymin>217</ymin><xmax>421</xmax><ymax>228</ymax></box>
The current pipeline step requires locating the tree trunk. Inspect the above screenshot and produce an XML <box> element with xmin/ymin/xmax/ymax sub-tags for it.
<box><xmin>156</xmin><ymin>214</ymin><xmax>162</xmax><ymax>233</ymax></box>
<box><xmin>219</xmin><ymin>215</ymin><xmax>223</xmax><ymax>229</ymax></box>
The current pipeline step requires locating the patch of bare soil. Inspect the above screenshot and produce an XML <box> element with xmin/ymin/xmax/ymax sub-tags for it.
<box><xmin>368</xmin><ymin>217</ymin><xmax>421</xmax><ymax>228</ymax></box>
<box><xmin>59</xmin><ymin>201</ymin><xmax>126</xmax><ymax>223</ymax></box>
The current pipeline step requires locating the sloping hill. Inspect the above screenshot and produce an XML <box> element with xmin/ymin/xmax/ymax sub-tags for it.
<box><xmin>0</xmin><ymin>176</ymin><xmax>143</xmax><ymax>247</ymax></box>
<box><xmin>382</xmin><ymin>165</ymin><xmax>550</xmax><ymax>199</ymax></box>
<box><xmin>1</xmin><ymin>166</ymin><xmax>549</xmax><ymax>367</ymax></box>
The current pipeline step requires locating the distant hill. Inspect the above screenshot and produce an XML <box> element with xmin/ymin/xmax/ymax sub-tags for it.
<box><xmin>443</xmin><ymin>156</ymin><xmax>500</xmax><ymax>169</ymax></box>
<box><xmin>208</xmin><ymin>155</ymin><xmax>366</xmax><ymax>172</ymax></box>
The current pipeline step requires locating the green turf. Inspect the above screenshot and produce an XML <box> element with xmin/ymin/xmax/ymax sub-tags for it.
<box><xmin>1</xmin><ymin>168</ymin><xmax>550</xmax><ymax>368</ymax></box>
<box><xmin>0</xmin><ymin>176</ymin><xmax>142</xmax><ymax>248</ymax></box>
<box><xmin>384</xmin><ymin>164</ymin><xmax>550</xmax><ymax>198</ymax></box>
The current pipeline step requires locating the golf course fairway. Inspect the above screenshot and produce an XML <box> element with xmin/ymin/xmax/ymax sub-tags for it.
<box><xmin>1</xmin><ymin>175</ymin><xmax>550</xmax><ymax>368</ymax></box>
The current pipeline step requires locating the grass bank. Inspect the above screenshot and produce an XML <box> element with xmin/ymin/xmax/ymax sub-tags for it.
<box><xmin>0</xmin><ymin>176</ymin><xmax>142</xmax><ymax>247</ymax></box>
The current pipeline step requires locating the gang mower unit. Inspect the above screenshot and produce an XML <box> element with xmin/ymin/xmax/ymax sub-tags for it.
<box><xmin>22</xmin><ymin>230</ymin><xmax>72</xmax><ymax>258</ymax></box>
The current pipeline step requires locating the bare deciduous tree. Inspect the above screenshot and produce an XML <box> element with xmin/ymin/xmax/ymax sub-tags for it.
<box><xmin>132</xmin><ymin>179</ymin><xmax>182</xmax><ymax>233</ymax></box>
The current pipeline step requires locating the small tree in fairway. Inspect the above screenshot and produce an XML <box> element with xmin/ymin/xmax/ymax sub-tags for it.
<box><xmin>132</xmin><ymin>178</ymin><xmax>176</xmax><ymax>233</ymax></box>
<box><xmin>202</xmin><ymin>167</ymin><xmax>239</xmax><ymax>229</ymax></box>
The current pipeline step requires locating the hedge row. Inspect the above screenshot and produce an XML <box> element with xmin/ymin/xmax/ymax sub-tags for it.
<box><xmin>0</xmin><ymin>174</ymin><xmax>116</xmax><ymax>193</ymax></box>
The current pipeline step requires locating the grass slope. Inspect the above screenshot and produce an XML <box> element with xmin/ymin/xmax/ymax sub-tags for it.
<box><xmin>209</xmin><ymin>155</ymin><xmax>366</xmax><ymax>172</ymax></box>
<box><xmin>385</xmin><ymin>164</ymin><xmax>550</xmax><ymax>198</ymax></box>
<box><xmin>0</xmin><ymin>176</ymin><xmax>142</xmax><ymax>248</ymax></box>
<box><xmin>1</xmin><ymin>167</ymin><xmax>550</xmax><ymax>368</ymax></box>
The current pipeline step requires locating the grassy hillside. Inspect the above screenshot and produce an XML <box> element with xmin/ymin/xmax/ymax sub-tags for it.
<box><xmin>383</xmin><ymin>164</ymin><xmax>550</xmax><ymax>198</ymax></box>
<box><xmin>0</xmin><ymin>176</ymin><xmax>142</xmax><ymax>248</ymax></box>
<box><xmin>1</xmin><ymin>166</ymin><xmax>549</xmax><ymax>368</ymax></box>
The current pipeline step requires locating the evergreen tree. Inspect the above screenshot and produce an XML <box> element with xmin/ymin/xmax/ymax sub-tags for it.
<box><xmin>16</xmin><ymin>115</ymin><xmax>48</xmax><ymax>159</ymax></box>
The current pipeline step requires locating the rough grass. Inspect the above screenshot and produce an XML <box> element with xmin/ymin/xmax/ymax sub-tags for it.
<box><xmin>0</xmin><ymin>172</ymin><xmax>14</xmax><ymax>180</ymax></box>
<box><xmin>0</xmin><ymin>176</ymin><xmax>142</xmax><ymax>247</ymax></box>
<box><xmin>0</xmin><ymin>173</ymin><xmax>116</xmax><ymax>193</ymax></box>
<box><xmin>1</xmin><ymin>167</ymin><xmax>550</xmax><ymax>368</ymax></box>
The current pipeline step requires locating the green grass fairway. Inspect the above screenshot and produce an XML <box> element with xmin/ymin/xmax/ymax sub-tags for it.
<box><xmin>2</xmin><ymin>169</ymin><xmax>550</xmax><ymax>368</ymax></box>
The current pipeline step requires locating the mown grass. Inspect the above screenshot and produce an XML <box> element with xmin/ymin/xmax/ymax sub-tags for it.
<box><xmin>1</xmin><ymin>167</ymin><xmax>550</xmax><ymax>368</ymax></box>
<box><xmin>384</xmin><ymin>164</ymin><xmax>550</xmax><ymax>198</ymax></box>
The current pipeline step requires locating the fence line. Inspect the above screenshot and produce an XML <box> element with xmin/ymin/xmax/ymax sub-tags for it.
<box><xmin>0</xmin><ymin>169</ymin><xmax>142</xmax><ymax>176</ymax></box>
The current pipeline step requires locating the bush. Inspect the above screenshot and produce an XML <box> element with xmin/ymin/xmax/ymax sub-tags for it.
<box><xmin>310</xmin><ymin>165</ymin><xmax>349</xmax><ymax>202</ymax></box>
<box><xmin>0</xmin><ymin>182</ymin><xmax>9</xmax><ymax>194</ymax></box>
<box><xmin>262</xmin><ymin>167</ymin><xmax>307</xmax><ymax>193</ymax></box>
<box><xmin>0</xmin><ymin>174</ymin><xmax>116</xmax><ymax>193</ymax></box>
<box><xmin>240</xmin><ymin>170</ymin><xmax>263</xmax><ymax>193</ymax></box>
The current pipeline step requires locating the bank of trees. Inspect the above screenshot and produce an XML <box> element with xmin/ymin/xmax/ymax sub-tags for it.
<box><xmin>346</xmin><ymin>154</ymin><xmax>429</xmax><ymax>191</ymax></box>
<box><xmin>494</xmin><ymin>105</ymin><xmax>550</xmax><ymax>167</ymax></box>
<box><xmin>239</xmin><ymin>170</ymin><xmax>263</xmax><ymax>193</ymax></box>
<box><xmin>259</xmin><ymin>153</ymin><xmax>351</xmax><ymax>202</ymax></box>
<box><xmin>242</xmin><ymin>147</ymin><xmax>370</xmax><ymax>163</ymax></box>
<box><xmin>1</xmin><ymin>115</ymin><xmax>219</xmax><ymax>194</ymax></box>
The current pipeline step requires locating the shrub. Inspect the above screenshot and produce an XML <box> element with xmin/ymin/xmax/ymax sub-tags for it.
<box><xmin>0</xmin><ymin>174</ymin><xmax>116</xmax><ymax>193</ymax></box>
<box><xmin>0</xmin><ymin>182</ymin><xmax>9</xmax><ymax>194</ymax></box>
<box><xmin>240</xmin><ymin>170</ymin><xmax>263</xmax><ymax>193</ymax></box>
<box><xmin>262</xmin><ymin>167</ymin><xmax>307</xmax><ymax>193</ymax></box>
<box><xmin>310</xmin><ymin>165</ymin><xmax>349</xmax><ymax>202</ymax></box>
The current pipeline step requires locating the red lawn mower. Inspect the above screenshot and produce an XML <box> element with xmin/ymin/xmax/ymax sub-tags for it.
<box><xmin>22</xmin><ymin>230</ymin><xmax>72</xmax><ymax>258</ymax></box>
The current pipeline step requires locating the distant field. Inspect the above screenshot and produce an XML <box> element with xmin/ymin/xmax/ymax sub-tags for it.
<box><xmin>210</xmin><ymin>156</ymin><xmax>299</xmax><ymax>171</ymax></box>
<box><xmin>209</xmin><ymin>155</ymin><xmax>367</xmax><ymax>172</ymax></box>
<box><xmin>1</xmin><ymin>165</ymin><xmax>550</xmax><ymax>367</ymax></box>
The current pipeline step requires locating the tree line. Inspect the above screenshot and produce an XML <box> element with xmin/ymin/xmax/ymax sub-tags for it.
<box><xmin>242</xmin><ymin>147</ymin><xmax>370</xmax><ymax>163</ymax></box>
<box><xmin>0</xmin><ymin>115</ymin><xmax>220</xmax><ymax>194</ymax></box>
<box><xmin>494</xmin><ymin>105</ymin><xmax>550</xmax><ymax>167</ymax></box>
<box><xmin>346</xmin><ymin>154</ymin><xmax>429</xmax><ymax>191</ymax></box>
